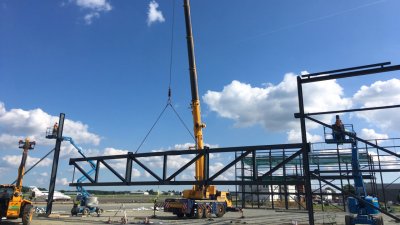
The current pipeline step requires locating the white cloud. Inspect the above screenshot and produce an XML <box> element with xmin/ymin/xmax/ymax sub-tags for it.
<box><xmin>56</xmin><ymin>177</ymin><xmax>70</xmax><ymax>186</ymax></box>
<box><xmin>359</xmin><ymin>128</ymin><xmax>388</xmax><ymax>140</ymax></box>
<box><xmin>147</xmin><ymin>1</ymin><xmax>165</xmax><ymax>26</ymax></box>
<box><xmin>84</xmin><ymin>12</ymin><xmax>100</xmax><ymax>25</ymax></box>
<box><xmin>73</xmin><ymin>0</ymin><xmax>112</xmax><ymax>24</ymax></box>
<box><xmin>353</xmin><ymin>79</ymin><xmax>400</xmax><ymax>132</ymax></box>
<box><xmin>102</xmin><ymin>147</ymin><xmax>129</xmax><ymax>169</ymax></box>
<box><xmin>287</xmin><ymin>129</ymin><xmax>322</xmax><ymax>143</ymax></box>
<box><xmin>40</xmin><ymin>172</ymin><xmax>49</xmax><ymax>177</ymax></box>
<box><xmin>1</xmin><ymin>155</ymin><xmax>52</xmax><ymax>168</ymax></box>
<box><xmin>203</xmin><ymin>73</ymin><xmax>351</xmax><ymax>134</ymax></box>
<box><xmin>209</xmin><ymin>162</ymin><xmax>234</xmax><ymax>181</ymax></box>
<box><xmin>0</xmin><ymin>134</ymin><xmax>23</xmax><ymax>150</ymax></box>
<box><xmin>0</xmin><ymin>101</ymin><xmax>101</xmax><ymax>149</ymax></box>
<box><xmin>101</xmin><ymin>148</ymin><xmax>141</xmax><ymax>178</ymax></box>
<box><xmin>76</xmin><ymin>0</ymin><xmax>112</xmax><ymax>11</ymax></box>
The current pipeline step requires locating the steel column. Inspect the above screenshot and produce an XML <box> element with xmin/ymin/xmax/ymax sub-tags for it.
<box><xmin>296</xmin><ymin>76</ymin><xmax>314</xmax><ymax>224</ymax></box>
<box><xmin>46</xmin><ymin>113</ymin><xmax>65</xmax><ymax>215</ymax></box>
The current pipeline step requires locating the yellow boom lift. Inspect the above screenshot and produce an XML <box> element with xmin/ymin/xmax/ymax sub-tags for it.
<box><xmin>164</xmin><ymin>0</ymin><xmax>232</xmax><ymax>218</ymax></box>
<box><xmin>0</xmin><ymin>138</ymin><xmax>35</xmax><ymax>225</ymax></box>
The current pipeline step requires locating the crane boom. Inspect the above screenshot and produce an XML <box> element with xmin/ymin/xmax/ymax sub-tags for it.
<box><xmin>184</xmin><ymin>0</ymin><xmax>205</xmax><ymax>185</ymax></box>
<box><xmin>16</xmin><ymin>139</ymin><xmax>35</xmax><ymax>189</ymax></box>
<box><xmin>164</xmin><ymin>1</ymin><xmax>232</xmax><ymax>218</ymax></box>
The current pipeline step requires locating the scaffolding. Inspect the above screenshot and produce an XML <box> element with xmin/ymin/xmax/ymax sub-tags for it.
<box><xmin>234</xmin><ymin>138</ymin><xmax>400</xmax><ymax>212</ymax></box>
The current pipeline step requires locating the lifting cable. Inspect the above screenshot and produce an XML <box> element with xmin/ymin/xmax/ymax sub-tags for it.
<box><xmin>11</xmin><ymin>148</ymin><xmax>55</xmax><ymax>184</ymax></box>
<box><xmin>135</xmin><ymin>0</ymin><xmax>194</xmax><ymax>153</ymax></box>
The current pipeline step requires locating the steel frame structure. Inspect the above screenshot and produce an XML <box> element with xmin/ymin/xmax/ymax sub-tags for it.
<box><xmin>69</xmin><ymin>143</ymin><xmax>304</xmax><ymax>187</ymax></box>
<box><xmin>296</xmin><ymin>62</ymin><xmax>400</xmax><ymax>224</ymax></box>
<box><xmin>68</xmin><ymin>62</ymin><xmax>400</xmax><ymax>224</ymax></box>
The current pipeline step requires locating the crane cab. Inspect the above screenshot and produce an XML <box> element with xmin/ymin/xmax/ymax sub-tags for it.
<box><xmin>324</xmin><ymin>124</ymin><xmax>355</xmax><ymax>144</ymax></box>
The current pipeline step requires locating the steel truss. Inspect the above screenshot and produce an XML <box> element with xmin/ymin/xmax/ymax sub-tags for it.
<box><xmin>69</xmin><ymin>143</ymin><xmax>304</xmax><ymax>187</ymax></box>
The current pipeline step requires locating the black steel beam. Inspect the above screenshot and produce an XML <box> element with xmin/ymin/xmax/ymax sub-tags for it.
<box><xmin>301</xmin><ymin>62</ymin><xmax>391</xmax><ymax>78</ymax></box>
<box><xmin>95</xmin><ymin>160</ymin><xmax>100</xmax><ymax>182</ymax></box>
<box><xmin>125</xmin><ymin>156</ymin><xmax>133</xmax><ymax>183</ymax></box>
<box><xmin>301</xmin><ymin>64</ymin><xmax>400</xmax><ymax>83</ymax></box>
<box><xmin>315</xmin><ymin>169</ymin><xmax>400</xmax><ymax>173</ymax></box>
<box><xmin>312</xmin><ymin>175</ymin><xmax>373</xmax><ymax>180</ymax></box>
<box><xmin>69</xmin><ymin>143</ymin><xmax>303</xmax><ymax>163</ymax></box>
<box><xmin>69</xmin><ymin>179</ymin><xmax>304</xmax><ymax>187</ymax></box>
<box><xmin>295</xmin><ymin>104</ymin><xmax>400</xmax><ymax>117</ymax></box>
<box><xmin>163</xmin><ymin>155</ymin><xmax>167</xmax><ymax>180</ymax></box>
<box><xmin>46</xmin><ymin>113</ymin><xmax>65</xmax><ymax>216</ymax></box>
<box><xmin>296</xmin><ymin>76</ymin><xmax>315</xmax><ymax>225</ymax></box>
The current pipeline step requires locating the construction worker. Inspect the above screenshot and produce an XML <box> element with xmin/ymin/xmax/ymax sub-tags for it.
<box><xmin>333</xmin><ymin>115</ymin><xmax>345</xmax><ymax>141</ymax></box>
<box><xmin>52</xmin><ymin>122</ymin><xmax>58</xmax><ymax>136</ymax></box>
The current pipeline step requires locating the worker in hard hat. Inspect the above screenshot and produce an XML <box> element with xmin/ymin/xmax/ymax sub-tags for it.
<box><xmin>52</xmin><ymin>122</ymin><xmax>58</xmax><ymax>136</ymax></box>
<box><xmin>333</xmin><ymin>115</ymin><xmax>345</xmax><ymax>141</ymax></box>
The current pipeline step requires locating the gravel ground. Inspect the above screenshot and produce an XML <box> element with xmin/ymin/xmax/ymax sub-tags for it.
<box><xmin>1</xmin><ymin>202</ymin><xmax>400</xmax><ymax>225</ymax></box>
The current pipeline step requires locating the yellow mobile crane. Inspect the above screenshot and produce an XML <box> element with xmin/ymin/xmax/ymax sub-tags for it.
<box><xmin>164</xmin><ymin>0</ymin><xmax>232</xmax><ymax>218</ymax></box>
<box><xmin>0</xmin><ymin>138</ymin><xmax>35</xmax><ymax>225</ymax></box>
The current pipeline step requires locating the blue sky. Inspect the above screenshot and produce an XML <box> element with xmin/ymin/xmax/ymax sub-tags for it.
<box><xmin>1</xmin><ymin>0</ymin><xmax>400</xmax><ymax>191</ymax></box>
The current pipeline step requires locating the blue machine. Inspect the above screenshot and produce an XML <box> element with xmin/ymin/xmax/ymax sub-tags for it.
<box><xmin>324</xmin><ymin>124</ymin><xmax>383</xmax><ymax>225</ymax></box>
<box><xmin>63</xmin><ymin>137</ymin><xmax>103</xmax><ymax>216</ymax></box>
<box><xmin>45</xmin><ymin>128</ymin><xmax>103</xmax><ymax>216</ymax></box>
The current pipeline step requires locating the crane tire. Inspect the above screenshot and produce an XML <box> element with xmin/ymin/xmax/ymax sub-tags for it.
<box><xmin>195</xmin><ymin>205</ymin><xmax>204</xmax><ymax>219</ymax></box>
<box><xmin>215</xmin><ymin>204</ymin><xmax>225</xmax><ymax>218</ymax></box>
<box><xmin>22</xmin><ymin>204</ymin><xmax>34</xmax><ymax>225</ymax></box>
<box><xmin>205</xmin><ymin>205</ymin><xmax>212</xmax><ymax>218</ymax></box>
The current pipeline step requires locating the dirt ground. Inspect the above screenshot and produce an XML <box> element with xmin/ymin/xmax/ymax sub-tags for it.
<box><xmin>1</xmin><ymin>202</ymin><xmax>400</xmax><ymax>225</ymax></box>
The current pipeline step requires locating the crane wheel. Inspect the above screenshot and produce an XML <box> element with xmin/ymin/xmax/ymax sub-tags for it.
<box><xmin>83</xmin><ymin>208</ymin><xmax>90</xmax><ymax>215</ymax></box>
<box><xmin>96</xmin><ymin>207</ymin><xmax>104</xmax><ymax>217</ymax></box>
<box><xmin>195</xmin><ymin>205</ymin><xmax>204</xmax><ymax>219</ymax></box>
<box><xmin>215</xmin><ymin>204</ymin><xmax>225</xmax><ymax>218</ymax></box>
<box><xmin>205</xmin><ymin>205</ymin><xmax>212</xmax><ymax>218</ymax></box>
<box><xmin>22</xmin><ymin>204</ymin><xmax>34</xmax><ymax>225</ymax></box>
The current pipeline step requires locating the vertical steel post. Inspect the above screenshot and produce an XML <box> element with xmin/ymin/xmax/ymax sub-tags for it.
<box><xmin>46</xmin><ymin>113</ymin><xmax>65</xmax><ymax>215</ymax></box>
<box><xmin>235</xmin><ymin>151</ymin><xmax>238</xmax><ymax>208</ymax></box>
<box><xmin>376</xmin><ymin>140</ymin><xmax>387</xmax><ymax>210</ymax></box>
<box><xmin>283</xmin><ymin>149</ymin><xmax>288</xmax><ymax>210</ymax></box>
<box><xmin>95</xmin><ymin>161</ymin><xmax>100</xmax><ymax>182</ymax></box>
<box><xmin>241</xmin><ymin>151</ymin><xmax>245</xmax><ymax>208</ymax></box>
<box><xmin>163</xmin><ymin>155</ymin><xmax>168</xmax><ymax>181</ymax></box>
<box><xmin>317</xmin><ymin>160</ymin><xmax>324</xmax><ymax>211</ymax></box>
<box><xmin>295</xmin><ymin>164</ymin><xmax>301</xmax><ymax>210</ymax></box>
<box><xmin>336</xmin><ymin>144</ymin><xmax>346</xmax><ymax>211</ymax></box>
<box><xmin>269</xmin><ymin>150</ymin><xmax>274</xmax><ymax>209</ymax></box>
<box><xmin>125</xmin><ymin>156</ymin><xmax>133</xmax><ymax>183</ymax></box>
<box><xmin>296</xmin><ymin>76</ymin><xmax>314</xmax><ymax>224</ymax></box>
